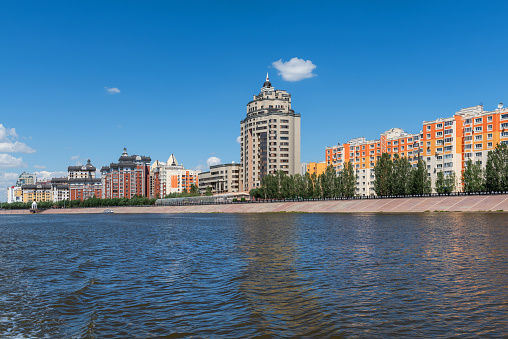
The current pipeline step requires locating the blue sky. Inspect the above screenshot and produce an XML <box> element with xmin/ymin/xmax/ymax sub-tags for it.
<box><xmin>1</xmin><ymin>0</ymin><xmax>508</xmax><ymax>200</ymax></box>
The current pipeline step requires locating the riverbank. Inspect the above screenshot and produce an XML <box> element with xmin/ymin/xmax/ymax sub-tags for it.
<box><xmin>7</xmin><ymin>194</ymin><xmax>504</xmax><ymax>214</ymax></box>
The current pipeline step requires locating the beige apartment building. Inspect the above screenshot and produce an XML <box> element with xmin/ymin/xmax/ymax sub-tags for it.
<box><xmin>240</xmin><ymin>74</ymin><xmax>301</xmax><ymax>191</ymax></box>
<box><xmin>198</xmin><ymin>163</ymin><xmax>240</xmax><ymax>194</ymax></box>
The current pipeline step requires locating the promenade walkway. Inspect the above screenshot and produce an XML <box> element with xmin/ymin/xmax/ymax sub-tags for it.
<box><xmin>37</xmin><ymin>194</ymin><xmax>508</xmax><ymax>214</ymax></box>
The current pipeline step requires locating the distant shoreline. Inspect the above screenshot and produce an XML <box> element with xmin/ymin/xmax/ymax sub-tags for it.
<box><xmin>2</xmin><ymin>194</ymin><xmax>507</xmax><ymax>214</ymax></box>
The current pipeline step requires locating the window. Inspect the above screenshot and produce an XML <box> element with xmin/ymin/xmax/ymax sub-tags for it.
<box><xmin>444</xmin><ymin>154</ymin><xmax>453</xmax><ymax>159</ymax></box>
<box><xmin>475</xmin><ymin>118</ymin><xmax>483</xmax><ymax>124</ymax></box>
<box><xmin>436</xmin><ymin>123</ymin><xmax>443</xmax><ymax>129</ymax></box>
<box><xmin>488</xmin><ymin>142</ymin><xmax>493</xmax><ymax>148</ymax></box>
<box><xmin>444</xmin><ymin>146</ymin><xmax>453</xmax><ymax>151</ymax></box>
<box><xmin>487</xmin><ymin>133</ymin><xmax>493</xmax><ymax>140</ymax></box>
<box><xmin>436</xmin><ymin>131</ymin><xmax>443</xmax><ymax>137</ymax></box>
<box><xmin>475</xmin><ymin>144</ymin><xmax>483</xmax><ymax>149</ymax></box>
<box><xmin>475</xmin><ymin>135</ymin><xmax>482</xmax><ymax>141</ymax></box>
<box><xmin>444</xmin><ymin>137</ymin><xmax>453</xmax><ymax>143</ymax></box>
<box><xmin>426</xmin><ymin>133</ymin><xmax>431</xmax><ymax>139</ymax></box>
<box><xmin>502</xmin><ymin>131</ymin><xmax>508</xmax><ymax>137</ymax></box>
<box><xmin>444</xmin><ymin>129</ymin><xmax>453</xmax><ymax>135</ymax></box>
<box><xmin>475</xmin><ymin>126</ymin><xmax>482</xmax><ymax>132</ymax></box>
<box><xmin>487</xmin><ymin>125</ymin><xmax>493</xmax><ymax>131</ymax></box>
<box><xmin>501</xmin><ymin>114</ymin><xmax>508</xmax><ymax>120</ymax></box>
<box><xmin>427</xmin><ymin>141</ymin><xmax>431</xmax><ymax>147</ymax></box>
<box><xmin>464</xmin><ymin>127</ymin><xmax>472</xmax><ymax>133</ymax></box>
<box><xmin>501</xmin><ymin>122</ymin><xmax>508</xmax><ymax>129</ymax></box>
<box><xmin>426</xmin><ymin>125</ymin><xmax>431</xmax><ymax>131</ymax></box>
<box><xmin>475</xmin><ymin>152</ymin><xmax>482</xmax><ymax>157</ymax></box>
<box><xmin>487</xmin><ymin>116</ymin><xmax>493</xmax><ymax>122</ymax></box>
<box><xmin>445</xmin><ymin>121</ymin><xmax>453</xmax><ymax>126</ymax></box>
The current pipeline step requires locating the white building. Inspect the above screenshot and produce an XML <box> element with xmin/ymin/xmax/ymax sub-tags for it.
<box><xmin>150</xmin><ymin>154</ymin><xmax>201</xmax><ymax>196</ymax></box>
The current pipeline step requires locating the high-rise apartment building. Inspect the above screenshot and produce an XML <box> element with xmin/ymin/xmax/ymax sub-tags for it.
<box><xmin>325</xmin><ymin>102</ymin><xmax>508</xmax><ymax>195</ymax></box>
<box><xmin>326</xmin><ymin>128</ymin><xmax>421</xmax><ymax>196</ymax></box>
<box><xmin>240</xmin><ymin>74</ymin><xmax>301</xmax><ymax>191</ymax></box>
<box><xmin>101</xmin><ymin>148</ymin><xmax>151</xmax><ymax>199</ymax></box>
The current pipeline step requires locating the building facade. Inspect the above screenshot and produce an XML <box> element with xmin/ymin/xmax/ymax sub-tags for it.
<box><xmin>306</xmin><ymin>161</ymin><xmax>328</xmax><ymax>176</ymax></box>
<box><xmin>150</xmin><ymin>154</ymin><xmax>200</xmax><ymax>196</ymax></box>
<box><xmin>68</xmin><ymin>159</ymin><xmax>102</xmax><ymax>201</ymax></box>
<box><xmin>101</xmin><ymin>148</ymin><xmax>151</xmax><ymax>199</ymax></box>
<box><xmin>325</xmin><ymin>102</ymin><xmax>508</xmax><ymax>195</ymax></box>
<box><xmin>240</xmin><ymin>74</ymin><xmax>301</xmax><ymax>192</ymax></box>
<box><xmin>198</xmin><ymin>163</ymin><xmax>240</xmax><ymax>194</ymax></box>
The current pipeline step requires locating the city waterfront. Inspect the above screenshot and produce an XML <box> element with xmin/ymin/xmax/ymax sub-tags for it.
<box><xmin>1</xmin><ymin>213</ymin><xmax>506</xmax><ymax>338</ymax></box>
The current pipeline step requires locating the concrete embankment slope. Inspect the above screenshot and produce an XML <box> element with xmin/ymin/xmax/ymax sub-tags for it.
<box><xmin>38</xmin><ymin>194</ymin><xmax>508</xmax><ymax>214</ymax></box>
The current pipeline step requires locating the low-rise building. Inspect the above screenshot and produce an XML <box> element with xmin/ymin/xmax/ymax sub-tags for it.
<box><xmin>306</xmin><ymin>161</ymin><xmax>328</xmax><ymax>176</ymax></box>
<box><xmin>22</xmin><ymin>182</ymin><xmax>52</xmax><ymax>203</ymax></box>
<box><xmin>7</xmin><ymin>186</ymin><xmax>23</xmax><ymax>203</ymax></box>
<box><xmin>198</xmin><ymin>163</ymin><xmax>240</xmax><ymax>194</ymax></box>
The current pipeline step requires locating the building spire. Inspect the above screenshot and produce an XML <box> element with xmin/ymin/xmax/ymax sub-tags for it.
<box><xmin>262</xmin><ymin>73</ymin><xmax>272</xmax><ymax>89</ymax></box>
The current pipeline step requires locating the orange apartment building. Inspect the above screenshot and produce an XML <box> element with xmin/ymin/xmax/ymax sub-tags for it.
<box><xmin>326</xmin><ymin>103</ymin><xmax>508</xmax><ymax>195</ymax></box>
<box><xmin>306</xmin><ymin>161</ymin><xmax>328</xmax><ymax>176</ymax></box>
<box><xmin>101</xmin><ymin>148</ymin><xmax>151</xmax><ymax>199</ymax></box>
<box><xmin>326</xmin><ymin>128</ymin><xmax>421</xmax><ymax>196</ymax></box>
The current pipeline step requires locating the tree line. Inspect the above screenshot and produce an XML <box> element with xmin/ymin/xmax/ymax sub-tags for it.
<box><xmin>1</xmin><ymin>195</ymin><xmax>158</xmax><ymax>210</ymax></box>
<box><xmin>249</xmin><ymin>143</ymin><xmax>508</xmax><ymax>200</ymax></box>
<box><xmin>249</xmin><ymin>162</ymin><xmax>357</xmax><ymax>200</ymax></box>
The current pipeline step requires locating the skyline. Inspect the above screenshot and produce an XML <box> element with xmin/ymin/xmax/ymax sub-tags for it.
<box><xmin>2</xmin><ymin>0</ymin><xmax>508</xmax><ymax>200</ymax></box>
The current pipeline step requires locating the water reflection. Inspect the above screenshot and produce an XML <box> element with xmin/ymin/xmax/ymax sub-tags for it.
<box><xmin>232</xmin><ymin>214</ymin><xmax>332</xmax><ymax>336</ymax></box>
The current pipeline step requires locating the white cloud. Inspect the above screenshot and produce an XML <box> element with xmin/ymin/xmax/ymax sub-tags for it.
<box><xmin>272</xmin><ymin>57</ymin><xmax>317</xmax><ymax>82</ymax></box>
<box><xmin>0</xmin><ymin>154</ymin><xmax>26</xmax><ymax>168</ymax></box>
<box><xmin>0</xmin><ymin>141</ymin><xmax>36</xmax><ymax>153</ymax></box>
<box><xmin>105</xmin><ymin>87</ymin><xmax>121</xmax><ymax>94</ymax></box>
<box><xmin>33</xmin><ymin>165</ymin><xmax>46</xmax><ymax>169</ymax></box>
<box><xmin>0</xmin><ymin>124</ymin><xmax>36</xmax><ymax>154</ymax></box>
<box><xmin>236</xmin><ymin>136</ymin><xmax>241</xmax><ymax>144</ymax></box>
<box><xmin>194</xmin><ymin>164</ymin><xmax>207</xmax><ymax>171</ymax></box>
<box><xmin>70</xmin><ymin>155</ymin><xmax>80</xmax><ymax>160</ymax></box>
<box><xmin>34</xmin><ymin>171</ymin><xmax>67</xmax><ymax>181</ymax></box>
<box><xmin>206</xmin><ymin>157</ymin><xmax>221</xmax><ymax>167</ymax></box>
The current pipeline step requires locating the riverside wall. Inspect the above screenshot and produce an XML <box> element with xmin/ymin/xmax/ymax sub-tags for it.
<box><xmin>31</xmin><ymin>194</ymin><xmax>508</xmax><ymax>214</ymax></box>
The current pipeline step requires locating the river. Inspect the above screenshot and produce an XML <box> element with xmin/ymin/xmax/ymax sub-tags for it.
<box><xmin>0</xmin><ymin>213</ymin><xmax>506</xmax><ymax>338</ymax></box>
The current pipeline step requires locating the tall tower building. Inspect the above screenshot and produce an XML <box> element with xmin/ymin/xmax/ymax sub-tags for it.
<box><xmin>240</xmin><ymin>74</ymin><xmax>301</xmax><ymax>191</ymax></box>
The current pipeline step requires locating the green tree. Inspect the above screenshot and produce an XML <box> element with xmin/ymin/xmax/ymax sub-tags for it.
<box><xmin>392</xmin><ymin>155</ymin><xmax>412</xmax><ymax>195</ymax></box>
<box><xmin>462</xmin><ymin>159</ymin><xmax>484</xmax><ymax>192</ymax></box>
<box><xmin>484</xmin><ymin>143</ymin><xmax>508</xmax><ymax>192</ymax></box>
<box><xmin>410</xmin><ymin>159</ymin><xmax>431</xmax><ymax>195</ymax></box>
<box><xmin>373</xmin><ymin>153</ymin><xmax>393</xmax><ymax>196</ymax></box>
<box><xmin>342</xmin><ymin>161</ymin><xmax>357</xmax><ymax>198</ymax></box>
<box><xmin>320</xmin><ymin>165</ymin><xmax>336</xmax><ymax>198</ymax></box>
<box><xmin>435</xmin><ymin>171</ymin><xmax>456</xmax><ymax>194</ymax></box>
<box><xmin>190</xmin><ymin>184</ymin><xmax>200</xmax><ymax>196</ymax></box>
<box><xmin>205</xmin><ymin>186</ymin><xmax>213</xmax><ymax>196</ymax></box>
<box><xmin>293</xmin><ymin>173</ymin><xmax>306</xmax><ymax>199</ymax></box>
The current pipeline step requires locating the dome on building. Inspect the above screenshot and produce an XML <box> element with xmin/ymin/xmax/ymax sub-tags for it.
<box><xmin>263</xmin><ymin>73</ymin><xmax>271</xmax><ymax>88</ymax></box>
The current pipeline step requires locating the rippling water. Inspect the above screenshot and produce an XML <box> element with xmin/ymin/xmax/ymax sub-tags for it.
<box><xmin>0</xmin><ymin>213</ymin><xmax>507</xmax><ymax>338</ymax></box>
